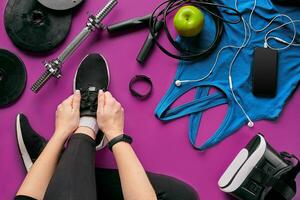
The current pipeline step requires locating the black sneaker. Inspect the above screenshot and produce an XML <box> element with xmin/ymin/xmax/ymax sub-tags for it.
<box><xmin>74</xmin><ymin>53</ymin><xmax>110</xmax><ymax>117</ymax></box>
<box><xmin>16</xmin><ymin>114</ymin><xmax>47</xmax><ymax>172</ymax></box>
<box><xmin>74</xmin><ymin>54</ymin><xmax>110</xmax><ymax>150</ymax></box>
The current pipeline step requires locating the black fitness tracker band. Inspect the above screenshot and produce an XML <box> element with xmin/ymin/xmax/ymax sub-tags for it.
<box><xmin>108</xmin><ymin>134</ymin><xmax>133</xmax><ymax>151</ymax></box>
<box><xmin>129</xmin><ymin>75</ymin><xmax>153</xmax><ymax>100</ymax></box>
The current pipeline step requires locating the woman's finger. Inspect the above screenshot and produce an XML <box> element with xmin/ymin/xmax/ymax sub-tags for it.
<box><xmin>72</xmin><ymin>90</ymin><xmax>81</xmax><ymax>111</ymax></box>
<box><xmin>105</xmin><ymin>92</ymin><xmax>115</xmax><ymax>105</ymax></box>
<box><xmin>63</xmin><ymin>95</ymin><xmax>74</xmax><ymax>105</ymax></box>
<box><xmin>98</xmin><ymin>90</ymin><xmax>105</xmax><ymax>113</ymax></box>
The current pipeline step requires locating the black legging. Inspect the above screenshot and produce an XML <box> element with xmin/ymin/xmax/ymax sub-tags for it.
<box><xmin>17</xmin><ymin>134</ymin><xmax>199</xmax><ymax>200</ymax></box>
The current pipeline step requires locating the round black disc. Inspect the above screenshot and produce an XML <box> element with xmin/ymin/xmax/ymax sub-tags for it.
<box><xmin>37</xmin><ymin>0</ymin><xmax>83</xmax><ymax>11</ymax></box>
<box><xmin>4</xmin><ymin>0</ymin><xmax>72</xmax><ymax>53</ymax></box>
<box><xmin>0</xmin><ymin>49</ymin><xmax>27</xmax><ymax>107</ymax></box>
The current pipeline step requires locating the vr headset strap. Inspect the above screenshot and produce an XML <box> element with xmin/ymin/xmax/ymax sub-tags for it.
<box><xmin>267</xmin><ymin>152</ymin><xmax>300</xmax><ymax>200</ymax></box>
<box><xmin>271</xmin><ymin>179</ymin><xmax>296</xmax><ymax>200</ymax></box>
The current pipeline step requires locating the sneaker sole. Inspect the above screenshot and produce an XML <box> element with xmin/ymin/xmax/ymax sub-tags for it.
<box><xmin>16</xmin><ymin>114</ymin><xmax>33</xmax><ymax>172</ymax></box>
<box><xmin>73</xmin><ymin>53</ymin><xmax>110</xmax><ymax>150</ymax></box>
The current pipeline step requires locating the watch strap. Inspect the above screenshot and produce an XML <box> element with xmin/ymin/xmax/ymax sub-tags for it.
<box><xmin>129</xmin><ymin>75</ymin><xmax>153</xmax><ymax>100</ymax></box>
<box><xmin>108</xmin><ymin>134</ymin><xmax>133</xmax><ymax>151</ymax></box>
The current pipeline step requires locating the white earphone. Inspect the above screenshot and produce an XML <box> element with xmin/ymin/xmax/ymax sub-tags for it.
<box><xmin>174</xmin><ymin>0</ymin><xmax>299</xmax><ymax>128</ymax></box>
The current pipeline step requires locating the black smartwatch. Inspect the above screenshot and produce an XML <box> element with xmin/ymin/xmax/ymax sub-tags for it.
<box><xmin>108</xmin><ymin>134</ymin><xmax>133</xmax><ymax>151</ymax></box>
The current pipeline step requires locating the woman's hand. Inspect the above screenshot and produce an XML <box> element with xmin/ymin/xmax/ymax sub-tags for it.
<box><xmin>54</xmin><ymin>90</ymin><xmax>81</xmax><ymax>140</ymax></box>
<box><xmin>97</xmin><ymin>91</ymin><xmax>124</xmax><ymax>141</ymax></box>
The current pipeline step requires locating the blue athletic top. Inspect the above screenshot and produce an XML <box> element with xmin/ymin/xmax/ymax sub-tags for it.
<box><xmin>155</xmin><ymin>0</ymin><xmax>300</xmax><ymax>150</ymax></box>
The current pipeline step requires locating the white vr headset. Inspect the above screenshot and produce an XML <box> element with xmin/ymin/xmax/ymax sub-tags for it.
<box><xmin>219</xmin><ymin>134</ymin><xmax>299</xmax><ymax>200</ymax></box>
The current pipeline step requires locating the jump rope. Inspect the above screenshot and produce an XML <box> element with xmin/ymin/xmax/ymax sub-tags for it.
<box><xmin>165</xmin><ymin>0</ymin><xmax>300</xmax><ymax>128</ymax></box>
<box><xmin>149</xmin><ymin>0</ymin><xmax>242</xmax><ymax>60</ymax></box>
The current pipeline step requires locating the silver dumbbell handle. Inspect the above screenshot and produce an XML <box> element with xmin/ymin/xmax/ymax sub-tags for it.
<box><xmin>58</xmin><ymin>28</ymin><xmax>91</xmax><ymax>63</ymax></box>
<box><xmin>31</xmin><ymin>70</ymin><xmax>53</xmax><ymax>93</ymax></box>
<box><xmin>31</xmin><ymin>0</ymin><xmax>118</xmax><ymax>93</ymax></box>
<box><xmin>96</xmin><ymin>0</ymin><xmax>118</xmax><ymax>21</ymax></box>
<box><xmin>59</xmin><ymin>0</ymin><xmax>118</xmax><ymax>63</ymax></box>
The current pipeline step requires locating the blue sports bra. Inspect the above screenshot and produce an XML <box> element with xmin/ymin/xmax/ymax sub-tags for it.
<box><xmin>155</xmin><ymin>0</ymin><xmax>300</xmax><ymax>150</ymax></box>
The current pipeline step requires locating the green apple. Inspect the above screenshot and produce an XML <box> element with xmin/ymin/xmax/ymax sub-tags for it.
<box><xmin>174</xmin><ymin>5</ymin><xmax>205</xmax><ymax>37</ymax></box>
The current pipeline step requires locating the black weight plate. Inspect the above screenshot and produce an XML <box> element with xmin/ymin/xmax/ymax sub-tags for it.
<box><xmin>37</xmin><ymin>0</ymin><xmax>84</xmax><ymax>11</ymax></box>
<box><xmin>0</xmin><ymin>49</ymin><xmax>27</xmax><ymax>107</ymax></box>
<box><xmin>4</xmin><ymin>0</ymin><xmax>72</xmax><ymax>53</ymax></box>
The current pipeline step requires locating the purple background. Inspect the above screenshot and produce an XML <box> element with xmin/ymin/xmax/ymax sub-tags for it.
<box><xmin>0</xmin><ymin>0</ymin><xmax>299</xmax><ymax>199</ymax></box>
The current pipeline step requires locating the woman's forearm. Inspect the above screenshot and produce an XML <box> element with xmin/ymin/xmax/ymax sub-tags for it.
<box><xmin>97</xmin><ymin>91</ymin><xmax>156</xmax><ymax>199</ymax></box>
<box><xmin>16</xmin><ymin>132</ymin><xmax>67</xmax><ymax>200</ymax></box>
<box><xmin>112</xmin><ymin>142</ymin><xmax>157</xmax><ymax>200</ymax></box>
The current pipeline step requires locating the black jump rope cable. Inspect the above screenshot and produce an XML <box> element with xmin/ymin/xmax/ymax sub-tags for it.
<box><xmin>173</xmin><ymin>0</ymin><xmax>300</xmax><ymax>128</ymax></box>
<box><xmin>149</xmin><ymin>0</ymin><xmax>242</xmax><ymax>60</ymax></box>
<box><xmin>149</xmin><ymin>0</ymin><xmax>256</xmax><ymax>127</ymax></box>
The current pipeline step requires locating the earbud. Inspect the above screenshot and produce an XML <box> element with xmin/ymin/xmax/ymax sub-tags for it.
<box><xmin>247</xmin><ymin>121</ymin><xmax>254</xmax><ymax>128</ymax></box>
<box><xmin>175</xmin><ymin>80</ymin><xmax>182</xmax><ymax>87</ymax></box>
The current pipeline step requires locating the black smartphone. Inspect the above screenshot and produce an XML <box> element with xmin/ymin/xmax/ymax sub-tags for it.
<box><xmin>252</xmin><ymin>47</ymin><xmax>278</xmax><ymax>97</ymax></box>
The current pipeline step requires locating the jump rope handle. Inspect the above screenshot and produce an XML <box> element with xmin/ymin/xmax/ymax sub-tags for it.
<box><xmin>137</xmin><ymin>20</ymin><xmax>164</xmax><ymax>63</ymax></box>
<box><xmin>107</xmin><ymin>14</ymin><xmax>152</xmax><ymax>33</ymax></box>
